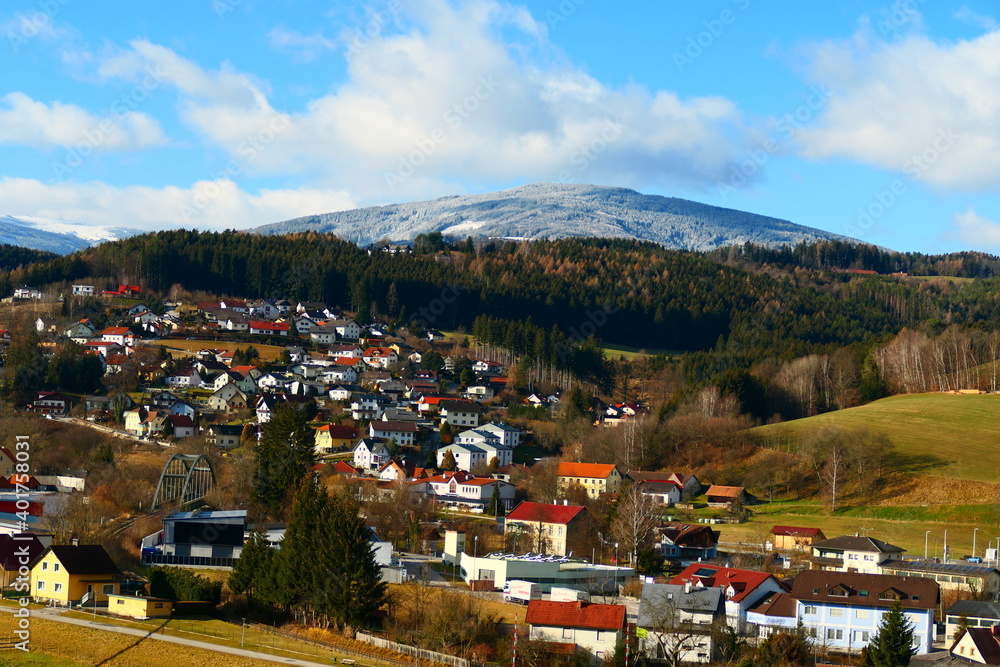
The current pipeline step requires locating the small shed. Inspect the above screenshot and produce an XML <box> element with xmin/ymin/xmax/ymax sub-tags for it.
<box><xmin>107</xmin><ymin>593</ymin><xmax>172</xmax><ymax>619</ymax></box>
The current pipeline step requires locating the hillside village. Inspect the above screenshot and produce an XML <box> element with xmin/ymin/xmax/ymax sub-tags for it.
<box><xmin>0</xmin><ymin>283</ymin><xmax>998</xmax><ymax>667</ymax></box>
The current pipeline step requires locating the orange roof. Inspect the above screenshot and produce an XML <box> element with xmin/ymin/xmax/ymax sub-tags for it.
<box><xmin>335</xmin><ymin>357</ymin><xmax>363</xmax><ymax>366</ymax></box>
<box><xmin>526</xmin><ymin>601</ymin><xmax>625</xmax><ymax>631</ymax></box>
<box><xmin>230</xmin><ymin>365</ymin><xmax>258</xmax><ymax>374</ymax></box>
<box><xmin>363</xmin><ymin>347</ymin><xmax>394</xmax><ymax>356</ymax></box>
<box><xmin>101</xmin><ymin>327</ymin><xmax>130</xmax><ymax>335</ymax></box>
<box><xmin>706</xmin><ymin>485</ymin><xmax>746</xmax><ymax>499</ymax></box>
<box><xmin>557</xmin><ymin>462</ymin><xmax>619</xmax><ymax>479</ymax></box>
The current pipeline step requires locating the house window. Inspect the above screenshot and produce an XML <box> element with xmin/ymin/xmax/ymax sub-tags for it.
<box><xmin>856</xmin><ymin>609</ymin><xmax>871</xmax><ymax>619</ymax></box>
<box><xmin>117</xmin><ymin>599</ymin><xmax>125</xmax><ymax>605</ymax></box>
<box><xmin>856</xmin><ymin>630</ymin><xmax>870</xmax><ymax>642</ymax></box>
<box><xmin>154</xmin><ymin>603</ymin><xmax>163</xmax><ymax>609</ymax></box>
<box><xmin>36</xmin><ymin>581</ymin><xmax>45</xmax><ymax>591</ymax></box>
<box><xmin>830</xmin><ymin>608</ymin><xmax>843</xmax><ymax>617</ymax></box>
<box><xmin>53</xmin><ymin>563</ymin><xmax>60</xmax><ymax>572</ymax></box>
<box><xmin>53</xmin><ymin>583</ymin><xmax>62</xmax><ymax>593</ymax></box>
<box><xmin>42</xmin><ymin>562</ymin><xmax>47</xmax><ymax>571</ymax></box>
<box><xmin>826</xmin><ymin>629</ymin><xmax>844</xmax><ymax>641</ymax></box>
<box><xmin>563</xmin><ymin>628</ymin><xmax>573</xmax><ymax>639</ymax></box>
<box><xmin>803</xmin><ymin>606</ymin><xmax>818</xmax><ymax>615</ymax></box>
<box><xmin>597</xmin><ymin>631</ymin><xmax>606</xmax><ymax>642</ymax></box>
<box><xmin>103</xmin><ymin>584</ymin><xmax>115</xmax><ymax>595</ymax></box>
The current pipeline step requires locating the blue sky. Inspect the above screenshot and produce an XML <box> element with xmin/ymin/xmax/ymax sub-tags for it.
<box><xmin>2</xmin><ymin>0</ymin><xmax>999</xmax><ymax>253</ymax></box>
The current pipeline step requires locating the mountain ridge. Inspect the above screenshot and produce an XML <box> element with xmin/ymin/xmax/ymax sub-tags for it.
<box><xmin>251</xmin><ymin>183</ymin><xmax>855</xmax><ymax>250</ymax></box>
<box><xmin>0</xmin><ymin>215</ymin><xmax>142</xmax><ymax>255</ymax></box>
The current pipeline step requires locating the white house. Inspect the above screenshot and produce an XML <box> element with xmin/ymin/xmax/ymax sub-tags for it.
<box><xmin>353</xmin><ymin>438</ymin><xmax>391</xmax><ymax>471</ymax></box>
<box><xmin>71</xmin><ymin>284</ymin><xmax>95</xmax><ymax>296</ymax></box>
<box><xmin>436</xmin><ymin>443</ymin><xmax>489</xmax><ymax>471</ymax></box>
<box><xmin>165</xmin><ymin>368</ymin><xmax>203</xmax><ymax>388</ymax></box>
<box><xmin>368</xmin><ymin>421</ymin><xmax>418</xmax><ymax>447</ymax></box>
<box><xmin>637</xmin><ymin>584</ymin><xmax>724</xmax><ymax>664</ymax></box>
<box><xmin>410</xmin><ymin>471</ymin><xmax>516</xmax><ymax>512</ymax></box>
<box><xmin>330</xmin><ymin>319</ymin><xmax>361</xmax><ymax>340</ymax></box>
<box><xmin>526</xmin><ymin>600</ymin><xmax>626</xmax><ymax>663</ymax></box>
<box><xmin>670</xmin><ymin>564</ymin><xmax>785</xmax><ymax>630</ymax></box>
<box><xmin>477</xmin><ymin>422</ymin><xmax>522</xmax><ymax>448</ymax></box>
<box><xmin>810</xmin><ymin>535</ymin><xmax>906</xmax><ymax>574</ymax></box>
<box><xmin>438</xmin><ymin>400</ymin><xmax>482</xmax><ymax>428</ymax></box>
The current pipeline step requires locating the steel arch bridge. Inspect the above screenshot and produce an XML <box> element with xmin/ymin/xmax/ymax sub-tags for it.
<box><xmin>151</xmin><ymin>453</ymin><xmax>216</xmax><ymax>509</ymax></box>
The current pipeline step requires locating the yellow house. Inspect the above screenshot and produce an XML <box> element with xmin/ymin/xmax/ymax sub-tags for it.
<box><xmin>31</xmin><ymin>544</ymin><xmax>120</xmax><ymax>606</ymax></box>
<box><xmin>0</xmin><ymin>447</ymin><xmax>16</xmax><ymax>477</ymax></box>
<box><xmin>313</xmin><ymin>424</ymin><xmax>360</xmax><ymax>455</ymax></box>
<box><xmin>107</xmin><ymin>594</ymin><xmax>172</xmax><ymax>619</ymax></box>
<box><xmin>557</xmin><ymin>462</ymin><xmax>623</xmax><ymax>500</ymax></box>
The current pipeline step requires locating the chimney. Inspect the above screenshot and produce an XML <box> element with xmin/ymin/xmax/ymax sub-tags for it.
<box><xmin>685</xmin><ymin>582</ymin><xmax>692</xmax><ymax>594</ymax></box>
<box><xmin>71</xmin><ymin>538</ymin><xmax>79</xmax><ymax>547</ymax></box>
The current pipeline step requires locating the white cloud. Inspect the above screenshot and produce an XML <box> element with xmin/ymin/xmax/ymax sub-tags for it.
<box><xmin>0</xmin><ymin>92</ymin><xmax>167</xmax><ymax>151</ymax></box>
<box><xmin>94</xmin><ymin>0</ymin><xmax>761</xmax><ymax>203</ymax></box>
<box><xmin>955</xmin><ymin>7</ymin><xmax>999</xmax><ymax>31</ymax></box>
<box><xmin>793</xmin><ymin>28</ymin><xmax>1000</xmax><ymax>190</ymax></box>
<box><xmin>948</xmin><ymin>208</ymin><xmax>1000</xmax><ymax>247</ymax></box>
<box><xmin>0</xmin><ymin>177</ymin><xmax>356</xmax><ymax>231</ymax></box>
<box><xmin>267</xmin><ymin>25</ymin><xmax>337</xmax><ymax>62</ymax></box>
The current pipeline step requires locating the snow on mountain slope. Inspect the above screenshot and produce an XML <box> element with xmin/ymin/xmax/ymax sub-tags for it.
<box><xmin>0</xmin><ymin>215</ymin><xmax>142</xmax><ymax>254</ymax></box>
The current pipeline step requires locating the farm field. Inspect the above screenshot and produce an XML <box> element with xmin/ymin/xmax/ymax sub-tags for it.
<box><xmin>751</xmin><ymin>392</ymin><xmax>1000</xmax><ymax>483</ymax></box>
<box><xmin>156</xmin><ymin>338</ymin><xmax>287</xmax><ymax>362</ymax></box>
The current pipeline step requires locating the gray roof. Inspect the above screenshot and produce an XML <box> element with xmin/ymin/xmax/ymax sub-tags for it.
<box><xmin>637</xmin><ymin>583</ymin><xmax>723</xmax><ymax>627</ymax></box>
<box><xmin>886</xmin><ymin>560</ymin><xmax>999</xmax><ymax>576</ymax></box>
<box><xmin>812</xmin><ymin>535</ymin><xmax>905</xmax><ymax>553</ymax></box>
<box><xmin>946</xmin><ymin>600</ymin><xmax>1000</xmax><ymax>620</ymax></box>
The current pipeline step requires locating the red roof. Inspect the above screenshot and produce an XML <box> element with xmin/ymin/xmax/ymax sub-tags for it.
<box><xmin>101</xmin><ymin>327</ymin><xmax>130</xmax><ymax>336</ymax></box>
<box><xmin>525</xmin><ymin>600</ymin><xmax>625</xmax><ymax>631</ymax></box>
<box><xmin>505</xmin><ymin>501</ymin><xmax>586</xmax><ymax>525</ymax></box>
<box><xmin>363</xmin><ymin>347</ymin><xmax>394</xmax><ymax>357</ymax></box>
<box><xmin>669</xmin><ymin>564</ymin><xmax>778</xmax><ymax>603</ymax></box>
<box><xmin>250</xmin><ymin>321</ymin><xmax>290</xmax><ymax>332</ymax></box>
<box><xmin>557</xmin><ymin>462</ymin><xmax>619</xmax><ymax>479</ymax></box>
<box><xmin>706</xmin><ymin>485</ymin><xmax>746</xmax><ymax>499</ymax></box>
<box><xmin>330</xmin><ymin>461</ymin><xmax>359</xmax><ymax>474</ymax></box>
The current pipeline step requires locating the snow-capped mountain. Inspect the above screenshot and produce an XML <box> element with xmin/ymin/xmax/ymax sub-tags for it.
<box><xmin>0</xmin><ymin>215</ymin><xmax>143</xmax><ymax>254</ymax></box>
<box><xmin>251</xmin><ymin>183</ymin><xmax>854</xmax><ymax>251</ymax></box>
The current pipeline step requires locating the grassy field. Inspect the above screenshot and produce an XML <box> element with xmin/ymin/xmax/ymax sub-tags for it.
<box><xmin>0</xmin><ymin>613</ymin><xmax>290</xmax><ymax>666</ymax></box>
<box><xmin>751</xmin><ymin>392</ymin><xmax>1000</xmax><ymax>483</ymax></box>
<box><xmin>708</xmin><ymin>497</ymin><xmax>1000</xmax><ymax>559</ymax></box>
<box><xmin>156</xmin><ymin>339</ymin><xmax>287</xmax><ymax>362</ymax></box>
<box><xmin>601</xmin><ymin>342</ymin><xmax>678</xmax><ymax>361</ymax></box>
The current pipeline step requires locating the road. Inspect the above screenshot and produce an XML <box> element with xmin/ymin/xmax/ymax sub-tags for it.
<box><xmin>52</xmin><ymin>415</ymin><xmax>173</xmax><ymax>448</ymax></box>
<box><xmin>0</xmin><ymin>605</ymin><xmax>341</xmax><ymax>666</ymax></box>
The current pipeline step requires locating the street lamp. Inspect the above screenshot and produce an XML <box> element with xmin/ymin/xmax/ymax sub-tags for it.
<box><xmin>474</xmin><ymin>535</ymin><xmax>478</xmax><ymax>558</ymax></box>
<box><xmin>974</xmin><ymin>529</ymin><xmax>980</xmax><ymax>559</ymax></box>
<box><xmin>924</xmin><ymin>531</ymin><xmax>931</xmax><ymax>560</ymax></box>
<box><xmin>614</xmin><ymin>542</ymin><xmax>620</xmax><ymax>594</ymax></box>
<box><xmin>241</xmin><ymin>618</ymin><xmax>246</xmax><ymax>648</ymax></box>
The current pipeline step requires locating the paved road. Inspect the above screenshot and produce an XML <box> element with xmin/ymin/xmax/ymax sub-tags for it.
<box><xmin>0</xmin><ymin>605</ymin><xmax>343</xmax><ymax>666</ymax></box>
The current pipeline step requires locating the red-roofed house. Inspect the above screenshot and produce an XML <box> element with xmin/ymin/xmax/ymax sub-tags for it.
<box><xmin>557</xmin><ymin>462</ymin><xmax>623</xmax><ymax>499</ymax></box>
<box><xmin>100</xmin><ymin>327</ymin><xmax>134</xmax><ymax>346</ymax></box>
<box><xmin>504</xmin><ymin>501</ymin><xmax>589</xmax><ymax>556</ymax></box>
<box><xmin>362</xmin><ymin>347</ymin><xmax>398</xmax><ymax>369</ymax></box>
<box><xmin>669</xmin><ymin>564</ymin><xmax>784</xmax><ymax>629</ymax></box>
<box><xmin>249</xmin><ymin>321</ymin><xmax>290</xmax><ymax>336</ymax></box>
<box><xmin>771</xmin><ymin>526</ymin><xmax>827</xmax><ymax>551</ymax></box>
<box><xmin>526</xmin><ymin>600</ymin><xmax>626</xmax><ymax>662</ymax></box>
<box><xmin>167</xmin><ymin>415</ymin><xmax>195</xmax><ymax>439</ymax></box>
<box><xmin>410</xmin><ymin>471</ymin><xmax>515</xmax><ymax>513</ymax></box>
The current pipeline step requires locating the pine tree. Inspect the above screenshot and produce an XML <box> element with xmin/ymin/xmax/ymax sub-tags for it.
<box><xmin>253</xmin><ymin>403</ymin><xmax>316</xmax><ymax>515</ymax></box>
<box><xmin>273</xmin><ymin>474</ymin><xmax>324</xmax><ymax>620</ymax></box>
<box><xmin>864</xmin><ymin>600</ymin><xmax>916</xmax><ymax>667</ymax></box>
<box><xmin>440</xmin><ymin>449</ymin><xmax>457</xmax><ymax>471</ymax></box>
<box><xmin>312</xmin><ymin>491</ymin><xmax>388</xmax><ymax>630</ymax></box>
<box><xmin>487</xmin><ymin>483</ymin><xmax>503</xmax><ymax>516</ymax></box>
<box><xmin>228</xmin><ymin>529</ymin><xmax>273</xmax><ymax>610</ymax></box>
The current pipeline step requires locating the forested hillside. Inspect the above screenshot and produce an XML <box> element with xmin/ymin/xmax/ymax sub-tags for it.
<box><xmin>7</xmin><ymin>230</ymin><xmax>1000</xmax><ymax>420</ymax></box>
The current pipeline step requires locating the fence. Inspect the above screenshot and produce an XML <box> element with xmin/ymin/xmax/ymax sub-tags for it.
<box><xmin>356</xmin><ymin>632</ymin><xmax>478</xmax><ymax>667</ymax></box>
<box><xmin>141</xmin><ymin>553</ymin><xmax>238</xmax><ymax>569</ymax></box>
